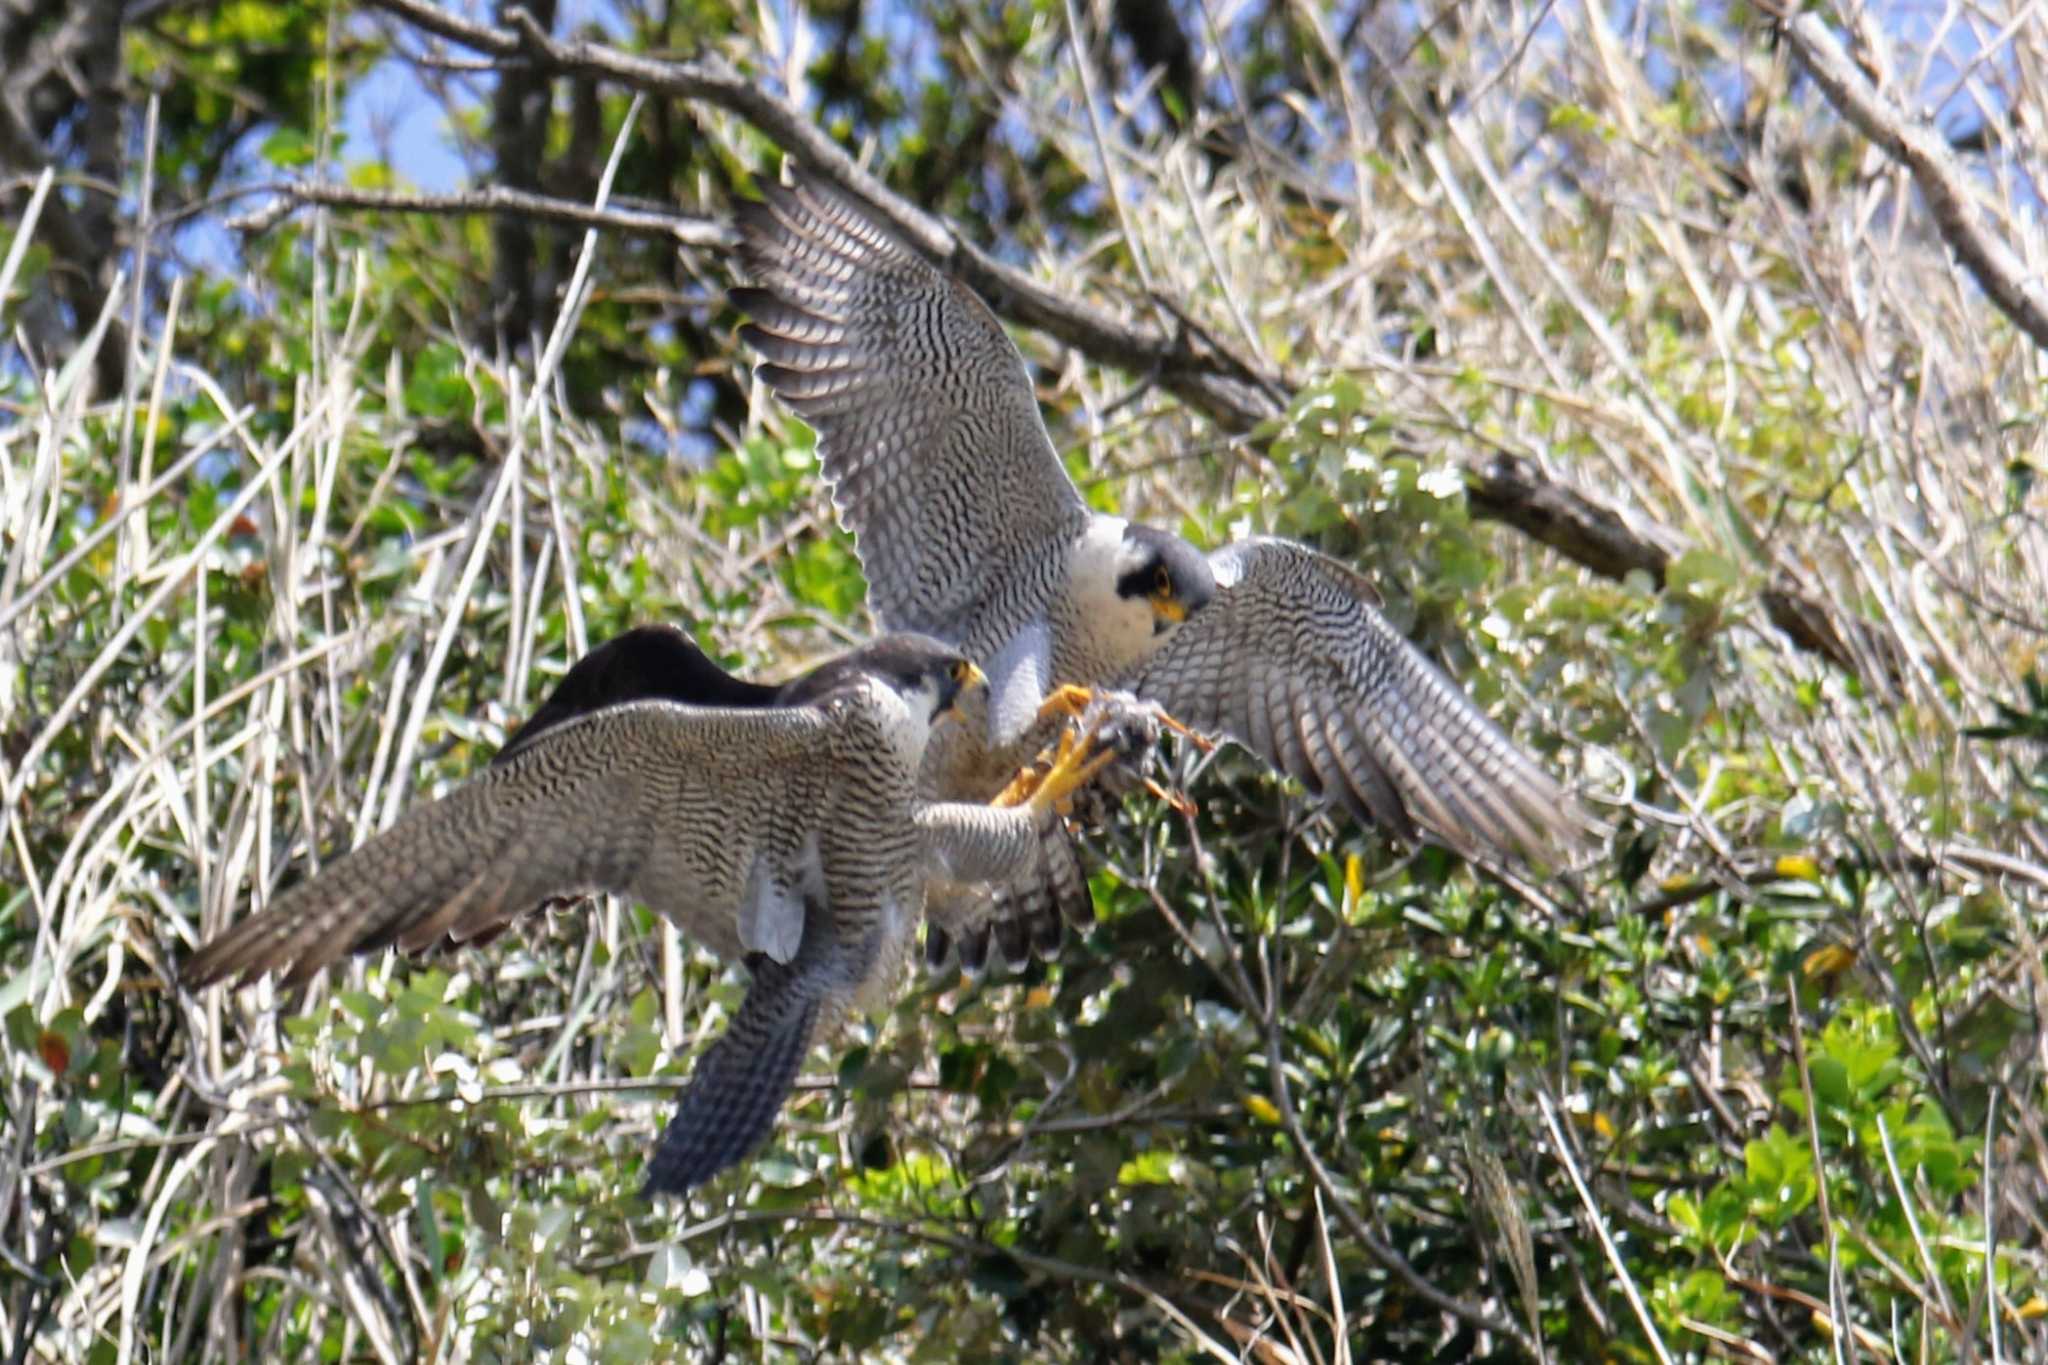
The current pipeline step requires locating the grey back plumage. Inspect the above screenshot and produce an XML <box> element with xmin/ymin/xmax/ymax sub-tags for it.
<box><xmin>494</xmin><ymin>624</ymin><xmax>783</xmax><ymax>764</ymax></box>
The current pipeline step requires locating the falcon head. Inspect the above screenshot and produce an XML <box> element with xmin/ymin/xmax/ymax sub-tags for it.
<box><xmin>782</xmin><ymin>633</ymin><xmax>986</xmax><ymax>725</ymax></box>
<box><xmin>1114</xmin><ymin>524</ymin><xmax>1216</xmax><ymax>638</ymax></box>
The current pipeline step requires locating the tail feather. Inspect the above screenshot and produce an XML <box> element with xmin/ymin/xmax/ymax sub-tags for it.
<box><xmin>922</xmin><ymin>924</ymin><xmax>954</xmax><ymax>972</ymax></box>
<box><xmin>642</xmin><ymin>957</ymin><xmax>820</xmax><ymax>1196</ymax></box>
<box><xmin>921</xmin><ymin>819</ymin><xmax>1094</xmax><ymax>975</ymax></box>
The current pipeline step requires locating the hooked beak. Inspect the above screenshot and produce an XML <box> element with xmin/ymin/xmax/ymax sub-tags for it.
<box><xmin>1152</xmin><ymin>571</ymin><xmax>1215</xmax><ymax>634</ymax></box>
<box><xmin>1151</xmin><ymin>594</ymin><xmax>1190</xmax><ymax>634</ymax></box>
<box><xmin>939</xmin><ymin>660</ymin><xmax>987</xmax><ymax>724</ymax></box>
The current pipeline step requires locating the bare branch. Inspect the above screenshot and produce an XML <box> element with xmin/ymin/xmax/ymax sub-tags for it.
<box><xmin>1465</xmin><ymin>450</ymin><xmax>1682</xmax><ymax>583</ymax></box>
<box><xmin>228</xmin><ymin>178</ymin><xmax>734</xmax><ymax>248</ymax></box>
<box><xmin>1779</xmin><ymin>12</ymin><xmax>2048</xmax><ymax>351</ymax></box>
<box><xmin>1471</xmin><ymin>450</ymin><xmax>1899</xmax><ymax>686</ymax></box>
<box><xmin>365</xmin><ymin>0</ymin><xmax>1282</xmax><ymax>429</ymax></box>
<box><xmin>360</xmin><ymin>0</ymin><xmax>1885</xmax><ymax>687</ymax></box>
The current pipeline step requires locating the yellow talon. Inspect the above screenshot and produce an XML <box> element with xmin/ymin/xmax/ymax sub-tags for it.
<box><xmin>1028</xmin><ymin>729</ymin><xmax>1119</xmax><ymax>813</ymax></box>
<box><xmin>1035</xmin><ymin>684</ymin><xmax>1097</xmax><ymax>726</ymax></box>
<box><xmin>993</xmin><ymin>691</ymin><xmax>1208</xmax><ymax>813</ymax></box>
<box><xmin>991</xmin><ymin>760</ymin><xmax>1047</xmax><ymax>809</ymax></box>
<box><xmin>1143</xmin><ymin>777</ymin><xmax>1199</xmax><ymax>819</ymax></box>
<box><xmin>993</xmin><ymin>710</ymin><xmax>1116</xmax><ymax>815</ymax></box>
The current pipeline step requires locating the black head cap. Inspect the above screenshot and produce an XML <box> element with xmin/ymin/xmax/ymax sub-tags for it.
<box><xmin>778</xmin><ymin>633</ymin><xmax>983</xmax><ymax>720</ymax></box>
<box><xmin>1115</xmin><ymin>525</ymin><xmax>1218</xmax><ymax>630</ymax></box>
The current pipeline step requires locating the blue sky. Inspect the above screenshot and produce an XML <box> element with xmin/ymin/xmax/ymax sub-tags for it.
<box><xmin>340</xmin><ymin>0</ymin><xmax>628</xmax><ymax>192</ymax></box>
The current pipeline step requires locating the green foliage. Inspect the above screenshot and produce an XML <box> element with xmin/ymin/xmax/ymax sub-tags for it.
<box><xmin>6</xmin><ymin>0</ymin><xmax>2046</xmax><ymax>1359</ymax></box>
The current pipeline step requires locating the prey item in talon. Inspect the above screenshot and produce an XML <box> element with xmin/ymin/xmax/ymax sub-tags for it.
<box><xmin>736</xmin><ymin>168</ymin><xmax>1595</xmax><ymax>973</ymax></box>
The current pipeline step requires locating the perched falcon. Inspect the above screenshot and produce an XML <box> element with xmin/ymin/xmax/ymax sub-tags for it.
<box><xmin>732</xmin><ymin>169</ymin><xmax>1595</xmax><ymax>968</ymax></box>
<box><xmin>182</xmin><ymin>630</ymin><xmax>1108</xmax><ymax>1194</ymax></box>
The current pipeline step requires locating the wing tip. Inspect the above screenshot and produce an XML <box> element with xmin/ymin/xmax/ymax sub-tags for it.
<box><xmin>179</xmin><ymin>923</ymin><xmax>277</xmax><ymax>994</ymax></box>
<box><xmin>176</xmin><ymin>953</ymin><xmax>231</xmax><ymax>993</ymax></box>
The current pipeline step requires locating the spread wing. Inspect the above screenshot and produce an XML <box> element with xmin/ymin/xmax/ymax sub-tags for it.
<box><xmin>1131</xmin><ymin>538</ymin><xmax>1592</xmax><ymax>864</ymax></box>
<box><xmin>181</xmin><ymin>700</ymin><xmax>843</xmax><ymax>990</ymax></box>
<box><xmin>732</xmin><ymin>170</ymin><xmax>1091</xmax><ymax>646</ymax></box>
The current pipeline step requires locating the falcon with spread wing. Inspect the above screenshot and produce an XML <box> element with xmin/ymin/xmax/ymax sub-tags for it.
<box><xmin>732</xmin><ymin>169</ymin><xmax>1595</xmax><ymax>970</ymax></box>
<box><xmin>183</xmin><ymin>629</ymin><xmax>1108</xmax><ymax>1194</ymax></box>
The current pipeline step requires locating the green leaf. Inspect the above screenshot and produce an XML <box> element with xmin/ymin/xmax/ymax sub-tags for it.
<box><xmin>1116</xmin><ymin>1149</ymin><xmax>1180</xmax><ymax>1186</ymax></box>
<box><xmin>1739</xmin><ymin>1127</ymin><xmax>1816</xmax><ymax>1225</ymax></box>
<box><xmin>1665</xmin><ymin>548</ymin><xmax>1738</xmax><ymax>603</ymax></box>
<box><xmin>259</xmin><ymin>126</ymin><xmax>316</xmax><ymax>168</ymax></box>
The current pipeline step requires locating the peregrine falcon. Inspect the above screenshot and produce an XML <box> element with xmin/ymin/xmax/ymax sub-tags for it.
<box><xmin>732</xmin><ymin>169</ymin><xmax>1594</xmax><ymax>968</ymax></box>
<box><xmin>182</xmin><ymin>630</ymin><xmax>1109</xmax><ymax>1194</ymax></box>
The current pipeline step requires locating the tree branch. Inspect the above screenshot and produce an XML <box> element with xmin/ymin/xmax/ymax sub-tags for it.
<box><xmin>361</xmin><ymin>0</ymin><xmax>1888</xmax><ymax>686</ymax></box>
<box><xmin>366</xmin><ymin>0</ymin><xmax>1282</xmax><ymax>428</ymax></box>
<box><xmin>1465</xmin><ymin>450</ymin><xmax>1681</xmax><ymax>583</ymax></box>
<box><xmin>1779</xmin><ymin>11</ymin><xmax>2048</xmax><ymax>351</ymax></box>
<box><xmin>1471</xmin><ymin>450</ymin><xmax>1899</xmax><ymax>687</ymax></box>
<box><xmin>488</xmin><ymin>0</ymin><xmax>559</xmax><ymax>347</ymax></box>
<box><xmin>228</xmin><ymin>179</ymin><xmax>734</xmax><ymax>248</ymax></box>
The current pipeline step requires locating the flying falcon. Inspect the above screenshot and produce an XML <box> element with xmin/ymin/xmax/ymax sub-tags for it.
<box><xmin>732</xmin><ymin>168</ymin><xmax>1595</xmax><ymax>968</ymax></box>
<box><xmin>182</xmin><ymin>629</ymin><xmax>1110</xmax><ymax>1194</ymax></box>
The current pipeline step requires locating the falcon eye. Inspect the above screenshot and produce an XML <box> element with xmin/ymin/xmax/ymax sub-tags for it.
<box><xmin>1152</xmin><ymin>565</ymin><xmax>1173</xmax><ymax>595</ymax></box>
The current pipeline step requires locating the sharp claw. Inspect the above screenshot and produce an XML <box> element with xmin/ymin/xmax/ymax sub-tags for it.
<box><xmin>993</xmin><ymin>698</ymin><xmax>1120</xmax><ymax>813</ymax></box>
<box><xmin>1152</xmin><ymin>707</ymin><xmax>1215</xmax><ymax>753</ymax></box>
<box><xmin>1143</xmin><ymin>777</ymin><xmax>1199</xmax><ymax>819</ymax></box>
<box><xmin>991</xmin><ymin>763</ymin><xmax>1044</xmax><ymax>809</ymax></box>
<box><xmin>1035</xmin><ymin>684</ymin><xmax>1096</xmax><ymax>727</ymax></box>
<box><xmin>999</xmin><ymin>689</ymin><xmax>1208</xmax><ymax>814</ymax></box>
<box><xmin>1033</xmin><ymin>744</ymin><xmax>1118</xmax><ymax>813</ymax></box>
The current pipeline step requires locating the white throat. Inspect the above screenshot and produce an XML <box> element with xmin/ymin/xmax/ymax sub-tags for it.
<box><xmin>864</xmin><ymin>676</ymin><xmax>936</xmax><ymax>769</ymax></box>
<box><xmin>1062</xmin><ymin>516</ymin><xmax>1166</xmax><ymax>679</ymax></box>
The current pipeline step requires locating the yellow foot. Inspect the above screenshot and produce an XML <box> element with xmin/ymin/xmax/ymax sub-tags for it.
<box><xmin>991</xmin><ymin>761</ymin><xmax>1044</xmax><ymax>810</ymax></box>
<box><xmin>1035</xmin><ymin>683</ymin><xmax>1097</xmax><ymax>727</ymax></box>
<box><xmin>992</xmin><ymin>719</ymin><xmax>1118</xmax><ymax>814</ymax></box>
<box><xmin>1032</xmin><ymin>723</ymin><xmax>1120</xmax><ymax>812</ymax></box>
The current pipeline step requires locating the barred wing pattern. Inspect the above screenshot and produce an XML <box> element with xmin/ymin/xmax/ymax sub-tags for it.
<box><xmin>1131</xmin><ymin>538</ymin><xmax>1588</xmax><ymax>863</ymax></box>
<box><xmin>180</xmin><ymin>700</ymin><xmax>838</xmax><ymax>990</ymax></box>
<box><xmin>733</xmin><ymin>174</ymin><xmax>1091</xmax><ymax>648</ymax></box>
